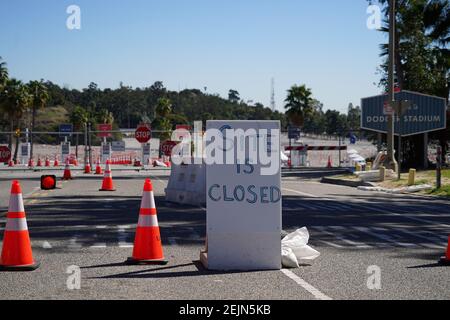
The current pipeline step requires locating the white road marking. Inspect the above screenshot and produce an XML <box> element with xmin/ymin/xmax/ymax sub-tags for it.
<box><xmin>350</xmin><ymin>202</ymin><xmax>450</xmax><ymax>228</ymax></box>
<box><xmin>42</xmin><ymin>241</ymin><xmax>52</xmax><ymax>249</ymax></box>
<box><xmin>317</xmin><ymin>240</ymin><xmax>344</xmax><ymax>248</ymax></box>
<box><xmin>371</xmin><ymin>227</ymin><xmax>419</xmax><ymax>248</ymax></box>
<box><xmin>68</xmin><ymin>235</ymin><xmax>82</xmax><ymax>249</ymax></box>
<box><xmin>282</xmin><ymin>188</ymin><xmax>320</xmax><ymax>198</ymax></box>
<box><xmin>395</xmin><ymin>229</ymin><xmax>446</xmax><ymax>249</ymax></box>
<box><xmin>90</xmin><ymin>244</ymin><xmax>107</xmax><ymax>249</ymax></box>
<box><xmin>328</xmin><ymin>226</ymin><xmax>373</xmax><ymax>249</ymax></box>
<box><xmin>352</xmin><ymin>227</ymin><xmax>396</xmax><ymax>248</ymax></box>
<box><xmin>118</xmin><ymin>228</ymin><xmax>133</xmax><ymax>248</ymax></box>
<box><xmin>281</xmin><ymin>269</ymin><xmax>332</xmax><ymax>301</ymax></box>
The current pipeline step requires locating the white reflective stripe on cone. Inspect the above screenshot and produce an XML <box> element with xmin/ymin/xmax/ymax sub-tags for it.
<box><xmin>8</xmin><ymin>194</ymin><xmax>24</xmax><ymax>213</ymax></box>
<box><xmin>5</xmin><ymin>218</ymin><xmax>28</xmax><ymax>231</ymax></box>
<box><xmin>140</xmin><ymin>191</ymin><xmax>156</xmax><ymax>210</ymax></box>
<box><xmin>138</xmin><ymin>215</ymin><xmax>159</xmax><ymax>227</ymax></box>
<box><xmin>104</xmin><ymin>171</ymin><xmax>112</xmax><ymax>178</ymax></box>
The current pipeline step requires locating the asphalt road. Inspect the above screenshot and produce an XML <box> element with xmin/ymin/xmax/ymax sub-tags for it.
<box><xmin>0</xmin><ymin>168</ymin><xmax>449</xmax><ymax>300</ymax></box>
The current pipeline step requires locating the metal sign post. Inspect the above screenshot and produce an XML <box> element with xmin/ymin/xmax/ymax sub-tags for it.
<box><xmin>437</xmin><ymin>146</ymin><xmax>442</xmax><ymax>189</ymax></box>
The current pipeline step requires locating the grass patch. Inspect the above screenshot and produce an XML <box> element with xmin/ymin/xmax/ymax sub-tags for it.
<box><xmin>428</xmin><ymin>185</ymin><xmax>450</xmax><ymax>197</ymax></box>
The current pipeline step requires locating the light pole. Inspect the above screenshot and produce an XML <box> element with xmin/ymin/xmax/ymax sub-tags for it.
<box><xmin>383</xmin><ymin>0</ymin><xmax>398</xmax><ymax>173</ymax></box>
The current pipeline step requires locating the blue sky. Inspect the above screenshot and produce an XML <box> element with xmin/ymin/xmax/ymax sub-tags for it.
<box><xmin>0</xmin><ymin>0</ymin><xmax>386</xmax><ymax>113</ymax></box>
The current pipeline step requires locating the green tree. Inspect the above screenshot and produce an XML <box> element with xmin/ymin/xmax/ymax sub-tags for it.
<box><xmin>347</xmin><ymin>103</ymin><xmax>361</xmax><ymax>131</ymax></box>
<box><xmin>28</xmin><ymin>80</ymin><xmax>49</xmax><ymax>159</ymax></box>
<box><xmin>0</xmin><ymin>57</ymin><xmax>8</xmax><ymax>90</ymax></box>
<box><xmin>152</xmin><ymin>97</ymin><xmax>173</xmax><ymax>141</ymax></box>
<box><xmin>284</xmin><ymin>84</ymin><xmax>314</xmax><ymax>127</ymax></box>
<box><xmin>228</xmin><ymin>89</ymin><xmax>240</xmax><ymax>104</ymax></box>
<box><xmin>1</xmin><ymin>79</ymin><xmax>25</xmax><ymax>150</ymax></box>
<box><xmin>70</xmin><ymin>106</ymin><xmax>89</xmax><ymax>158</ymax></box>
<box><xmin>97</xmin><ymin>108</ymin><xmax>114</xmax><ymax>125</ymax></box>
<box><xmin>376</xmin><ymin>0</ymin><xmax>449</xmax><ymax>98</ymax></box>
<box><xmin>1</xmin><ymin>79</ymin><xmax>31</xmax><ymax>160</ymax></box>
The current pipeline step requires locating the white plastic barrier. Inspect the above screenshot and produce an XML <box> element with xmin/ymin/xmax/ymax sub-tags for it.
<box><xmin>165</xmin><ymin>160</ymin><xmax>206</xmax><ymax>206</ymax></box>
<box><xmin>183</xmin><ymin>162</ymin><xmax>206</xmax><ymax>205</ymax></box>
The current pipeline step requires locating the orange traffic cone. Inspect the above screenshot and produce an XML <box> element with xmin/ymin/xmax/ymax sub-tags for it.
<box><xmin>45</xmin><ymin>157</ymin><xmax>50</xmax><ymax>167</ymax></box>
<box><xmin>54</xmin><ymin>156</ymin><xmax>59</xmax><ymax>167</ymax></box>
<box><xmin>62</xmin><ymin>158</ymin><xmax>72</xmax><ymax>180</ymax></box>
<box><xmin>84</xmin><ymin>162</ymin><xmax>91</xmax><ymax>174</ymax></box>
<box><xmin>8</xmin><ymin>160</ymin><xmax>14</xmax><ymax>167</ymax></box>
<box><xmin>327</xmin><ymin>156</ymin><xmax>332</xmax><ymax>168</ymax></box>
<box><xmin>0</xmin><ymin>181</ymin><xmax>39</xmax><ymax>271</ymax></box>
<box><xmin>37</xmin><ymin>158</ymin><xmax>42</xmax><ymax>167</ymax></box>
<box><xmin>439</xmin><ymin>236</ymin><xmax>450</xmax><ymax>266</ymax></box>
<box><xmin>126</xmin><ymin>179</ymin><xmax>167</xmax><ymax>265</ymax></box>
<box><xmin>99</xmin><ymin>160</ymin><xmax>115</xmax><ymax>191</ymax></box>
<box><xmin>95</xmin><ymin>159</ymin><xmax>103</xmax><ymax>175</ymax></box>
<box><xmin>28</xmin><ymin>158</ymin><xmax>34</xmax><ymax>167</ymax></box>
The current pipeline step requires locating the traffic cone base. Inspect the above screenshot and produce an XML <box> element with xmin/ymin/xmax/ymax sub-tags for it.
<box><xmin>125</xmin><ymin>257</ymin><xmax>168</xmax><ymax>265</ymax></box>
<box><xmin>0</xmin><ymin>261</ymin><xmax>40</xmax><ymax>271</ymax></box>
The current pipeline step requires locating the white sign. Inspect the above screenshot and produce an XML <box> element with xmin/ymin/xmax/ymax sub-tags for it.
<box><xmin>61</xmin><ymin>142</ymin><xmax>70</xmax><ymax>162</ymax></box>
<box><xmin>111</xmin><ymin>141</ymin><xmax>126</xmax><ymax>152</ymax></box>
<box><xmin>142</xmin><ymin>143</ymin><xmax>151</xmax><ymax>165</ymax></box>
<box><xmin>101</xmin><ymin>143</ymin><xmax>111</xmax><ymax>163</ymax></box>
<box><xmin>205</xmin><ymin>120</ymin><xmax>282</xmax><ymax>271</ymax></box>
<box><xmin>150</xmin><ymin>138</ymin><xmax>160</xmax><ymax>158</ymax></box>
<box><xmin>21</xmin><ymin>143</ymin><xmax>31</xmax><ymax>164</ymax></box>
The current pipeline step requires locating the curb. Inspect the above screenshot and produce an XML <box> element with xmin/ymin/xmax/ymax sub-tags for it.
<box><xmin>320</xmin><ymin>176</ymin><xmax>374</xmax><ymax>188</ymax></box>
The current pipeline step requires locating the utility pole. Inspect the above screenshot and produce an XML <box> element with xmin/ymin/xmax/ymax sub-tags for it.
<box><xmin>383</xmin><ymin>0</ymin><xmax>398</xmax><ymax>173</ymax></box>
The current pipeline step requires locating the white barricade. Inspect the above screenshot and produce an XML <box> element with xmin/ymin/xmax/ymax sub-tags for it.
<box><xmin>183</xmin><ymin>162</ymin><xmax>206</xmax><ymax>205</ymax></box>
<box><xmin>165</xmin><ymin>159</ymin><xmax>206</xmax><ymax>206</ymax></box>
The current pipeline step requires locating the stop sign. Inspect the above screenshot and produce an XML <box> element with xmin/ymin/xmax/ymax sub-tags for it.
<box><xmin>135</xmin><ymin>125</ymin><xmax>152</xmax><ymax>143</ymax></box>
<box><xmin>161</xmin><ymin>140</ymin><xmax>178</xmax><ymax>156</ymax></box>
<box><xmin>0</xmin><ymin>146</ymin><xmax>11</xmax><ymax>163</ymax></box>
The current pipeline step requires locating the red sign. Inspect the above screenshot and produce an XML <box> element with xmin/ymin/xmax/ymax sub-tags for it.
<box><xmin>175</xmin><ymin>124</ymin><xmax>192</xmax><ymax>141</ymax></box>
<box><xmin>176</xmin><ymin>125</ymin><xmax>192</xmax><ymax>131</ymax></box>
<box><xmin>97</xmin><ymin>124</ymin><xmax>113</xmax><ymax>138</ymax></box>
<box><xmin>383</xmin><ymin>101</ymin><xmax>394</xmax><ymax>115</ymax></box>
<box><xmin>161</xmin><ymin>140</ymin><xmax>178</xmax><ymax>156</ymax></box>
<box><xmin>0</xmin><ymin>146</ymin><xmax>12</xmax><ymax>162</ymax></box>
<box><xmin>135</xmin><ymin>125</ymin><xmax>152</xmax><ymax>143</ymax></box>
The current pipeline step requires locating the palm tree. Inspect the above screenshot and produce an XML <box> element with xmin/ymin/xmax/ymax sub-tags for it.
<box><xmin>152</xmin><ymin>97</ymin><xmax>173</xmax><ymax>141</ymax></box>
<box><xmin>70</xmin><ymin>106</ymin><xmax>89</xmax><ymax>158</ymax></box>
<box><xmin>1</xmin><ymin>79</ymin><xmax>31</xmax><ymax>160</ymax></box>
<box><xmin>97</xmin><ymin>108</ymin><xmax>114</xmax><ymax>125</ymax></box>
<box><xmin>284</xmin><ymin>85</ymin><xmax>314</xmax><ymax>127</ymax></box>
<box><xmin>28</xmin><ymin>80</ymin><xmax>49</xmax><ymax>159</ymax></box>
<box><xmin>0</xmin><ymin>57</ymin><xmax>8</xmax><ymax>90</ymax></box>
<box><xmin>377</xmin><ymin>0</ymin><xmax>449</xmax><ymax>96</ymax></box>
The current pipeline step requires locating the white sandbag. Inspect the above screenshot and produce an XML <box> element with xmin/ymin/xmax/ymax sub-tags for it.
<box><xmin>154</xmin><ymin>160</ymin><xmax>168</xmax><ymax>167</ymax></box>
<box><xmin>281</xmin><ymin>247</ymin><xmax>299</xmax><ymax>268</ymax></box>
<box><xmin>281</xmin><ymin>227</ymin><xmax>320</xmax><ymax>268</ymax></box>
